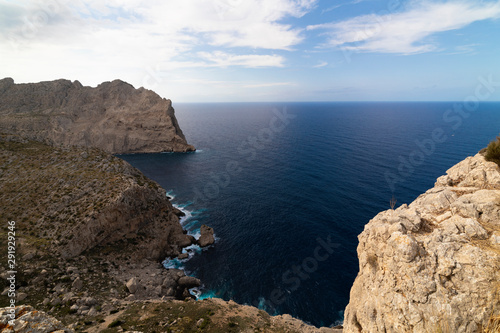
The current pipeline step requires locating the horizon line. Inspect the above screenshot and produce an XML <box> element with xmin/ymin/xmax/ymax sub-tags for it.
<box><xmin>173</xmin><ymin>100</ymin><xmax>500</xmax><ymax>104</ymax></box>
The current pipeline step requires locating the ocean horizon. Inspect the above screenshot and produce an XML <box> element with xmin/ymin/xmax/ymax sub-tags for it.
<box><xmin>120</xmin><ymin>101</ymin><xmax>500</xmax><ymax>327</ymax></box>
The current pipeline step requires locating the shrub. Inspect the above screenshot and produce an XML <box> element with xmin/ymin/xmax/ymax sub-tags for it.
<box><xmin>484</xmin><ymin>135</ymin><xmax>500</xmax><ymax>166</ymax></box>
<box><xmin>108</xmin><ymin>320</ymin><xmax>123</xmax><ymax>328</ymax></box>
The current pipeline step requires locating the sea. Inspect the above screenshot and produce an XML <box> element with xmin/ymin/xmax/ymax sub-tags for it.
<box><xmin>120</xmin><ymin>102</ymin><xmax>500</xmax><ymax>328</ymax></box>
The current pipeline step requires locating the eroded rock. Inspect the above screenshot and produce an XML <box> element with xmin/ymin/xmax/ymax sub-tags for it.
<box><xmin>344</xmin><ymin>153</ymin><xmax>500</xmax><ymax>333</ymax></box>
<box><xmin>0</xmin><ymin>305</ymin><xmax>73</xmax><ymax>333</ymax></box>
<box><xmin>198</xmin><ymin>225</ymin><xmax>215</xmax><ymax>247</ymax></box>
<box><xmin>0</xmin><ymin>78</ymin><xmax>195</xmax><ymax>154</ymax></box>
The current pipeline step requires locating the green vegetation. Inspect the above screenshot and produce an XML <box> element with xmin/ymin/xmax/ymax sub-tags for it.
<box><xmin>97</xmin><ymin>300</ymin><xmax>296</xmax><ymax>333</ymax></box>
<box><xmin>108</xmin><ymin>320</ymin><xmax>124</xmax><ymax>328</ymax></box>
<box><xmin>484</xmin><ymin>135</ymin><xmax>500</xmax><ymax>166</ymax></box>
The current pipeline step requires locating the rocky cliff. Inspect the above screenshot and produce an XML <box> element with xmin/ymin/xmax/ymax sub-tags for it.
<box><xmin>0</xmin><ymin>134</ymin><xmax>193</xmax><ymax>261</ymax></box>
<box><xmin>0</xmin><ymin>81</ymin><xmax>339</xmax><ymax>333</ymax></box>
<box><xmin>0</xmin><ymin>134</ymin><xmax>337</xmax><ymax>333</ymax></box>
<box><xmin>344</xmin><ymin>153</ymin><xmax>500</xmax><ymax>332</ymax></box>
<box><xmin>0</xmin><ymin>78</ymin><xmax>195</xmax><ymax>154</ymax></box>
<box><xmin>0</xmin><ymin>135</ymin><xmax>207</xmax><ymax>322</ymax></box>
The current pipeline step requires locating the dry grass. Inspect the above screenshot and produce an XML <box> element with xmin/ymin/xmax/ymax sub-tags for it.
<box><xmin>483</xmin><ymin>282</ymin><xmax>500</xmax><ymax>333</ymax></box>
<box><xmin>484</xmin><ymin>314</ymin><xmax>500</xmax><ymax>333</ymax></box>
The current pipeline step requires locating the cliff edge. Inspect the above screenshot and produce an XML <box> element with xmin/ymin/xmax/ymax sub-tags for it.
<box><xmin>344</xmin><ymin>153</ymin><xmax>500</xmax><ymax>332</ymax></box>
<box><xmin>0</xmin><ymin>78</ymin><xmax>195</xmax><ymax>154</ymax></box>
<box><xmin>0</xmin><ymin>135</ymin><xmax>207</xmax><ymax>319</ymax></box>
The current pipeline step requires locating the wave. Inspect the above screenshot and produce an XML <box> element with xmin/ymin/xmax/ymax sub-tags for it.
<box><xmin>166</xmin><ymin>190</ymin><xmax>176</xmax><ymax>200</ymax></box>
<box><xmin>196</xmin><ymin>289</ymin><xmax>218</xmax><ymax>300</ymax></box>
<box><xmin>163</xmin><ymin>191</ymin><xmax>217</xmax><ymax>299</ymax></box>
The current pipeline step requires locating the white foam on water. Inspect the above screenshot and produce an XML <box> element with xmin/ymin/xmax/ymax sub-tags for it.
<box><xmin>163</xmin><ymin>191</ymin><xmax>217</xmax><ymax>298</ymax></box>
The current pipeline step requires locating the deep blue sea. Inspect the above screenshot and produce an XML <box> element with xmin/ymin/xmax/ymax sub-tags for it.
<box><xmin>120</xmin><ymin>102</ymin><xmax>500</xmax><ymax>327</ymax></box>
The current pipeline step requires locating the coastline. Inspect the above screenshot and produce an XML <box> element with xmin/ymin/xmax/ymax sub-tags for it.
<box><xmin>0</xmin><ymin>135</ymin><xmax>339</xmax><ymax>332</ymax></box>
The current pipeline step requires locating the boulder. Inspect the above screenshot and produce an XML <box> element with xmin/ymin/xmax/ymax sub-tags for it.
<box><xmin>178</xmin><ymin>276</ymin><xmax>200</xmax><ymax>289</ymax></box>
<box><xmin>71</xmin><ymin>277</ymin><xmax>83</xmax><ymax>290</ymax></box>
<box><xmin>126</xmin><ymin>277</ymin><xmax>140</xmax><ymax>294</ymax></box>
<box><xmin>198</xmin><ymin>225</ymin><xmax>215</xmax><ymax>247</ymax></box>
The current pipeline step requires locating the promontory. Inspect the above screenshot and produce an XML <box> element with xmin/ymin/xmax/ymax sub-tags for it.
<box><xmin>0</xmin><ymin>78</ymin><xmax>195</xmax><ymax>154</ymax></box>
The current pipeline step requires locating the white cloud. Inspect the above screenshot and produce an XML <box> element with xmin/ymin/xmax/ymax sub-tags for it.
<box><xmin>321</xmin><ymin>0</ymin><xmax>366</xmax><ymax>14</ymax></box>
<box><xmin>243</xmin><ymin>82</ymin><xmax>295</xmax><ymax>88</ymax></box>
<box><xmin>308</xmin><ymin>0</ymin><xmax>500</xmax><ymax>54</ymax></box>
<box><xmin>197</xmin><ymin>51</ymin><xmax>285</xmax><ymax>68</ymax></box>
<box><xmin>0</xmin><ymin>0</ymin><xmax>316</xmax><ymax>99</ymax></box>
<box><xmin>154</xmin><ymin>52</ymin><xmax>285</xmax><ymax>70</ymax></box>
<box><xmin>0</xmin><ymin>0</ymin><xmax>316</xmax><ymax>50</ymax></box>
<box><xmin>0</xmin><ymin>0</ymin><xmax>315</xmax><ymax>73</ymax></box>
<box><xmin>313</xmin><ymin>61</ymin><xmax>328</xmax><ymax>68</ymax></box>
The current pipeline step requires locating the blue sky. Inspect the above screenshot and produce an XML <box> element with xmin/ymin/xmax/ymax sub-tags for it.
<box><xmin>1</xmin><ymin>0</ymin><xmax>500</xmax><ymax>102</ymax></box>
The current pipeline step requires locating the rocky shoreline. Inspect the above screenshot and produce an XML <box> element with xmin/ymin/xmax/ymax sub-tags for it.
<box><xmin>0</xmin><ymin>134</ymin><xmax>214</xmax><ymax>328</ymax></box>
<box><xmin>0</xmin><ymin>135</ymin><xmax>337</xmax><ymax>332</ymax></box>
<box><xmin>0</xmin><ymin>78</ymin><xmax>339</xmax><ymax>332</ymax></box>
<box><xmin>2</xmin><ymin>78</ymin><xmax>499</xmax><ymax>332</ymax></box>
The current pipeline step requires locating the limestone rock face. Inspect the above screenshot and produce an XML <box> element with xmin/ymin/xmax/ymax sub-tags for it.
<box><xmin>0</xmin><ymin>78</ymin><xmax>194</xmax><ymax>153</ymax></box>
<box><xmin>0</xmin><ymin>305</ymin><xmax>73</xmax><ymax>332</ymax></box>
<box><xmin>344</xmin><ymin>153</ymin><xmax>500</xmax><ymax>333</ymax></box>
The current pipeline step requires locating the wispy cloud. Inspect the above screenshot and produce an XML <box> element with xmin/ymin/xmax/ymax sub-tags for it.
<box><xmin>158</xmin><ymin>52</ymin><xmax>285</xmax><ymax>70</ymax></box>
<box><xmin>0</xmin><ymin>0</ymin><xmax>316</xmax><ymax>68</ymax></box>
<box><xmin>308</xmin><ymin>0</ymin><xmax>500</xmax><ymax>54</ymax></box>
<box><xmin>243</xmin><ymin>82</ymin><xmax>295</xmax><ymax>88</ymax></box>
<box><xmin>168</xmin><ymin>78</ymin><xmax>294</xmax><ymax>89</ymax></box>
<box><xmin>446</xmin><ymin>43</ymin><xmax>479</xmax><ymax>55</ymax></box>
<box><xmin>321</xmin><ymin>0</ymin><xmax>366</xmax><ymax>14</ymax></box>
<box><xmin>0</xmin><ymin>0</ymin><xmax>318</xmax><ymax>96</ymax></box>
<box><xmin>313</xmin><ymin>61</ymin><xmax>328</xmax><ymax>68</ymax></box>
<box><xmin>198</xmin><ymin>51</ymin><xmax>285</xmax><ymax>68</ymax></box>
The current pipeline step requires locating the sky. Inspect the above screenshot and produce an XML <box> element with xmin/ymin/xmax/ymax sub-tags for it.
<box><xmin>1</xmin><ymin>0</ymin><xmax>500</xmax><ymax>102</ymax></box>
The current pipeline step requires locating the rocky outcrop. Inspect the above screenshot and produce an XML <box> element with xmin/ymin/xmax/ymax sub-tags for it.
<box><xmin>0</xmin><ymin>305</ymin><xmax>73</xmax><ymax>332</ymax></box>
<box><xmin>0</xmin><ymin>135</ymin><xmax>192</xmax><ymax>260</ymax></box>
<box><xmin>0</xmin><ymin>78</ymin><xmax>195</xmax><ymax>153</ymax></box>
<box><xmin>120</xmin><ymin>267</ymin><xmax>200</xmax><ymax>301</ymax></box>
<box><xmin>1</xmin><ymin>300</ymin><xmax>341</xmax><ymax>333</ymax></box>
<box><xmin>0</xmin><ymin>136</ymin><xmax>214</xmax><ymax>316</ymax></box>
<box><xmin>198</xmin><ymin>224</ymin><xmax>215</xmax><ymax>247</ymax></box>
<box><xmin>344</xmin><ymin>153</ymin><xmax>500</xmax><ymax>332</ymax></box>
